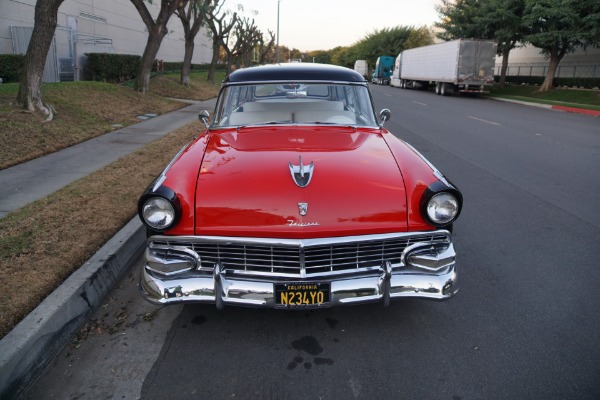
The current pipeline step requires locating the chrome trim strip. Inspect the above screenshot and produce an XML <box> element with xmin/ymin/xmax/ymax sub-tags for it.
<box><xmin>152</xmin><ymin>144</ymin><xmax>189</xmax><ymax>191</ymax></box>
<box><xmin>148</xmin><ymin>230</ymin><xmax>451</xmax><ymax>248</ymax></box>
<box><xmin>403</xmin><ymin>243</ymin><xmax>455</xmax><ymax>272</ymax></box>
<box><xmin>223</xmin><ymin>80</ymin><xmax>369</xmax><ymax>87</ymax></box>
<box><xmin>403</xmin><ymin>142</ymin><xmax>449</xmax><ymax>184</ymax></box>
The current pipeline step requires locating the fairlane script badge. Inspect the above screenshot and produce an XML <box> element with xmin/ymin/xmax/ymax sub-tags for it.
<box><xmin>287</xmin><ymin>220</ymin><xmax>320</xmax><ymax>227</ymax></box>
<box><xmin>289</xmin><ymin>156</ymin><xmax>314</xmax><ymax>188</ymax></box>
<box><xmin>298</xmin><ymin>202</ymin><xmax>308</xmax><ymax>216</ymax></box>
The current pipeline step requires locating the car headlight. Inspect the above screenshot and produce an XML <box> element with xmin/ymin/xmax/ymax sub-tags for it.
<box><xmin>426</xmin><ymin>192</ymin><xmax>459</xmax><ymax>225</ymax></box>
<box><xmin>138</xmin><ymin>184</ymin><xmax>181</xmax><ymax>232</ymax></box>
<box><xmin>142</xmin><ymin>198</ymin><xmax>176</xmax><ymax>230</ymax></box>
<box><xmin>420</xmin><ymin>180</ymin><xmax>463</xmax><ymax>228</ymax></box>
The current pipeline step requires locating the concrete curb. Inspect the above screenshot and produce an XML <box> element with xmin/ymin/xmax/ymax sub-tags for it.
<box><xmin>489</xmin><ymin>96</ymin><xmax>600</xmax><ymax>116</ymax></box>
<box><xmin>0</xmin><ymin>217</ymin><xmax>145</xmax><ymax>399</ymax></box>
<box><xmin>490</xmin><ymin>96</ymin><xmax>553</xmax><ymax>109</ymax></box>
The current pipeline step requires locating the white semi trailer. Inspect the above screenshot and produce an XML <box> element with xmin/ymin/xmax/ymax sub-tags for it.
<box><xmin>390</xmin><ymin>39</ymin><xmax>497</xmax><ymax>95</ymax></box>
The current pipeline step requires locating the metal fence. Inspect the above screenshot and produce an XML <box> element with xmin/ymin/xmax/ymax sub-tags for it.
<box><xmin>495</xmin><ymin>62</ymin><xmax>599</xmax><ymax>78</ymax></box>
<box><xmin>10</xmin><ymin>26</ymin><xmax>60</xmax><ymax>82</ymax></box>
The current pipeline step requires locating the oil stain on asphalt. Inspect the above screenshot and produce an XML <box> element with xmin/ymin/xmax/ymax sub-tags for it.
<box><xmin>288</xmin><ymin>336</ymin><xmax>334</xmax><ymax>370</ymax></box>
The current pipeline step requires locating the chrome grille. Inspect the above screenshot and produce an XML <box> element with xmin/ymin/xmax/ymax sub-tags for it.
<box><xmin>150</xmin><ymin>232</ymin><xmax>449</xmax><ymax>277</ymax></box>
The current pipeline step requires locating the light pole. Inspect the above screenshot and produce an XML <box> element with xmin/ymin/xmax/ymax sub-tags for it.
<box><xmin>276</xmin><ymin>0</ymin><xmax>280</xmax><ymax>63</ymax></box>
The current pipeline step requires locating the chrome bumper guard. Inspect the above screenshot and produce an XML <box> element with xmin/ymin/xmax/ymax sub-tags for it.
<box><xmin>140</xmin><ymin>232</ymin><xmax>459</xmax><ymax>308</ymax></box>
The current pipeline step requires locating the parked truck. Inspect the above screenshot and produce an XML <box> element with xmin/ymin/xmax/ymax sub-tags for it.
<box><xmin>371</xmin><ymin>56</ymin><xmax>395</xmax><ymax>85</ymax></box>
<box><xmin>353</xmin><ymin>60</ymin><xmax>369</xmax><ymax>79</ymax></box>
<box><xmin>390</xmin><ymin>39</ymin><xmax>497</xmax><ymax>95</ymax></box>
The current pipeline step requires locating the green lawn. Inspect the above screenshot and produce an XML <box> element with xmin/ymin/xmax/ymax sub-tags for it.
<box><xmin>487</xmin><ymin>85</ymin><xmax>600</xmax><ymax>111</ymax></box>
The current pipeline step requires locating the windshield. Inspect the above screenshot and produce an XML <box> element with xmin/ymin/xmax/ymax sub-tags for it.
<box><xmin>212</xmin><ymin>83</ymin><xmax>378</xmax><ymax>128</ymax></box>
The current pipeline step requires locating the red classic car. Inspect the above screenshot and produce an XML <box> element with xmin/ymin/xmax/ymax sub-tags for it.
<box><xmin>138</xmin><ymin>63</ymin><xmax>462</xmax><ymax>309</ymax></box>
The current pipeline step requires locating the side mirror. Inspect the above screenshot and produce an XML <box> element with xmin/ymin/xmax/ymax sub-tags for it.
<box><xmin>379</xmin><ymin>109</ymin><xmax>391</xmax><ymax>128</ymax></box>
<box><xmin>198</xmin><ymin>110</ymin><xmax>210</xmax><ymax>129</ymax></box>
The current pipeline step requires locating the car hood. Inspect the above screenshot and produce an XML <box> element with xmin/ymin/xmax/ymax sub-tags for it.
<box><xmin>195</xmin><ymin>126</ymin><xmax>407</xmax><ymax>238</ymax></box>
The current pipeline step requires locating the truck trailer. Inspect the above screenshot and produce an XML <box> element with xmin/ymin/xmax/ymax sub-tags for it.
<box><xmin>390</xmin><ymin>39</ymin><xmax>497</xmax><ymax>95</ymax></box>
<box><xmin>371</xmin><ymin>56</ymin><xmax>395</xmax><ymax>85</ymax></box>
<box><xmin>353</xmin><ymin>60</ymin><xmax>369</xmax><ymax>79</ymax></box>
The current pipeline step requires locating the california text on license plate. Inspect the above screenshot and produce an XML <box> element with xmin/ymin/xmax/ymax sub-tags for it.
<box><xmin>275</xmin><ymin>282</ymin><xmax>330</xmax><ymax>308</ymax></box>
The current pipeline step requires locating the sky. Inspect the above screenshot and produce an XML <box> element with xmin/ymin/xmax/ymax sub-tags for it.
<box><xmin>232</xmin><ymin>0</ymin><xmax>442</xmax><ymax>52</ymax></box>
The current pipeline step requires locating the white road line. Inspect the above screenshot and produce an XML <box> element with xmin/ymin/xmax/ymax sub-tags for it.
<box><xmin>468</xmin><ymin>115</ymin><xmax>501</xmax><ymax>125</ymax></box>
<box><xmin>412</xmin><ymin>101</ymin><xmax>427</xmax><ymax>106</ymax></box>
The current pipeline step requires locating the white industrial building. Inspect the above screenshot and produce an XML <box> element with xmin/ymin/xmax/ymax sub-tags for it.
<box><xmin>495</xmin><ymin>45</ymin><xmax>600</xmax><ymax>79</ymax></box>
<box><xmin>0</xmin><ymin>0</ymin><xmax>213</xmax><ymax>82</ymax></box>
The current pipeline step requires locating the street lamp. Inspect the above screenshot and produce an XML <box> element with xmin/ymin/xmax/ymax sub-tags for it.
<box><xmin>276</xmin><ymin>0</ymin><xmax>280</xmax><ymax>63</ymax></box>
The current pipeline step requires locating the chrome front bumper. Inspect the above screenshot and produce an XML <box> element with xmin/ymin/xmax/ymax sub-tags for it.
<box><xmin>139</xmin><ymin>232</ymin><xmax>459</xmax><ymax>308</ymax></box>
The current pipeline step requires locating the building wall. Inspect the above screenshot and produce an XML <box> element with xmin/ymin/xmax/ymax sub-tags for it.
<box><xmin>495</xmin><ymin>45</ymin><xmax>600</xmax><ymax>78</ymax></box>
<box><xmin>0</xmin><ymin>0</ymin><xmax>212</xmax><ymax>81</ymax></box>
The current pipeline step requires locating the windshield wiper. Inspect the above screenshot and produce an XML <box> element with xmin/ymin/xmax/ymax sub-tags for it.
<box><xmin>254</xmin><ymin>120</ymin><xmax>294</xmax><ymax>125</ymax></box>
<box><xmin>235</xmin><ymin>120</ymin><xmax>293</xmax><ymax>129</ymax></box>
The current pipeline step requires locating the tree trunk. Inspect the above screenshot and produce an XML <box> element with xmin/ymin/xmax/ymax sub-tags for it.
<box><xmin>498</xmin><ymin>47</ymin><xmax>510</xmax><ymax>87</ymax></box>
<box><xmin>130</xmin><ymin>0</ymin><xmax>179</xmax><ymax>94</ymax></box>
<box><xmin>539</xmin><ymin>47</ymin><xmax>566</xmax><ymax>92</ymax></box>
<box><xmin>226</xmin><ymin>52</ymin><xmax>235</xmax><ymax>74</ymax></box>
<box><xmin>176</xmin><ymin>0</ymin><xmax>209</xmax><ymax>88</ymax></box>
<box><xmin>180</xmin><ymin>39</ymin><xmax>194</xmax><ymax>87</ymax></box>
<box><xmin>16</xmin><ymin>0</ymin><xmax>65</xmax><ymax>118</ymax></box>
<box><xmin>135</xmin><ymin>28</ymin><xmax>167</xmax><ymax>93</ymax></box>
<box><xmin>207</xmin><ymin>43</ymin><xmax>220</xmax><ymax>84</ymax></box>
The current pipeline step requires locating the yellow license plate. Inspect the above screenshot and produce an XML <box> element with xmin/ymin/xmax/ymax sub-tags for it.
<box><xmin>275</xmin><ymin>282</ymin><xmax>330</xmax><ymax>308</ymax></box>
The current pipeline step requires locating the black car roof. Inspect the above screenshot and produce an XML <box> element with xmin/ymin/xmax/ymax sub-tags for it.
<box><xmin>223</xmin><ymin>63</ymin><xmax>367</xmax><ymax>84</ymax></box>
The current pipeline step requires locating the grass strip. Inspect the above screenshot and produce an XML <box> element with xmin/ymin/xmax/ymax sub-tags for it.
<box><xmin>487</xmin><ymin>85</ymin><xmax>600</xmax><ymax>111</ymax></box>
<box><xmin>0</xmin><ymin>82</ymin><xmax>186</xmax><ymax>170</ymax></box>
<box><xmin>0</xmin><ymin>121</ymin><xmax>202</xmax><ymax>338</ymax></box>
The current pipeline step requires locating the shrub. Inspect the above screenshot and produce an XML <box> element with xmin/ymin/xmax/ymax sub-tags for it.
<box><xmin>84</xmin><ymin>53</ymin><xmax>140</xmax><ymax>83</ymax></box>
<box><xmin>159</xmin><ymin>62</ymin><xmax>226</xmax><ymax>73</ymax></box>
<box><xmin>497</xmin><ymin>75</ymin><xmax>600</xmax><ymax>89</ymax></box>
<box><xmin>0</xmin><ymin>54</ymin><xmax>25</xmax><ymax>83</ymax></box>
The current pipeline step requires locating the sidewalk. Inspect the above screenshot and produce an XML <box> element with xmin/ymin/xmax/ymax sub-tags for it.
<box><xmin>0</xmin><ymin>98</ymin><xmax>216</xmax><ymax>399</ymax></box>
<box><xmin>0</xmin><ymin>98</ymin><xmax>216</xmax><ymax>218</ymax></box>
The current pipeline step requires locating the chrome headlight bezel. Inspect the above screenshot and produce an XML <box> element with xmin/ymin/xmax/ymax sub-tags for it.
<box><xmin>420</xmin><ymin>180</ymin><xmax>463</xmax><ymax>228</ymax></box>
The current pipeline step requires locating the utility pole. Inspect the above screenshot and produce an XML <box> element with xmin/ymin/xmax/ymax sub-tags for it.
<box><xmin>276</xmin><ymin>0</ymin><xmax>280</xmax><ymax>63</ymax></box>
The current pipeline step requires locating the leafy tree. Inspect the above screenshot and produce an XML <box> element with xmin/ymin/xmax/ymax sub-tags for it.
<box><xmin>405</xmin><ymin>26</ymin><xmax>436</xmax><ymax>50</ymax></box>
<box><xmin>130</xmin><ymin>0</ymin><xmax>183</xmax><ymax>93</ymax></box>
<box><xmin>312</xmin><ymin>26</ymin><xmax>431</xmax><ymax>70</ymax></box>
<box><xmin>16</xmin><ymin>0</ymin><xmax>66</xmax><ymax>120</ymax></box>
<box><xmin>524</xmin><ymin>0</ymin><xmax>600</xmax><ymax>91</ymax></box>
<box><xmin>175</xmin><ymin>0</ymin><xmax>212</xmax><ymax>87</ymax></box>
<box><xmin>288</xmin><ymin>48</ymin><xmax>304</xmax><ymax>62</ymax></box>
<box><xmin>352</xmin><ymin>26</ymin><xmax>432</xmax><ymax>71</ymax></box>
<box><xmin>330</xmin><ymin>46</ymin><xmax>351</xmax><ymax>68</ymax></box>
<box><xmin>488</xmin><ymin>0</ymin><xmax>526</xmax><ymax>86</ymax></box>
<box><xmin>436</xmin><ymin>0</ymin><xmax>483</xmax><ymax>40</ymax></box>
<box><xmin>436</xmin><ymin>0</ymin><xmax>526</xmax><ymax>87</ymax></box>
<box><xmin>307</xmin><ymin>50</ymin><xmax>332</xmax><ymax>64</ymax></box>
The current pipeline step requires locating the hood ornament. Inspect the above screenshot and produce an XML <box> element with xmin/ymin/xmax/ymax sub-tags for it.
<box><xmin>289</xmin><ymin>156</ymin><xmax>314</xmax><ymax>188</ymax></box>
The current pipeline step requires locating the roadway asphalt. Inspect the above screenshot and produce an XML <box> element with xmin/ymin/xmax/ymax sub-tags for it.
<box><xmin>0</xmin><ymin>94</ymin><xmax>595</xmax><ymax>399</ymax></box>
